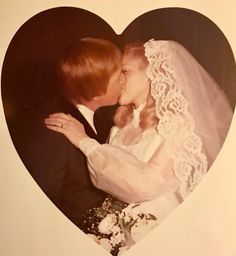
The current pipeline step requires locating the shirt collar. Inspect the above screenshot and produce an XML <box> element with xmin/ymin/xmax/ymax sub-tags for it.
<box><xmin>76</xmin><ymin>104</ymin><xmax>97</xmax><ymax>133</ymax></box>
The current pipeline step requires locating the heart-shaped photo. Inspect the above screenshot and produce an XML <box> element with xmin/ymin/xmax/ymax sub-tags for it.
<box><xmin>1</xmin><ymin>6</ymin><xmax>235</xmax><ymax>255</ymax></box>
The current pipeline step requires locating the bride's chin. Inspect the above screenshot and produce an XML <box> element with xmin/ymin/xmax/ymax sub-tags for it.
<box><xmin>118</xmin><ymin>97</ymin><xmax>127</xmax><ymax>106</ymax></box>
<box><xmin>119</xmin><ymin>92</ymin><xmax>132</xmax><ymax>106</ymax></box>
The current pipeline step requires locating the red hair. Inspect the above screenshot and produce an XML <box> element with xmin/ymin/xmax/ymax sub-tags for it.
<box><xmin>58</xmin><ymin>38</ymin><xmax>121</xmax><ymax>104</ymax></box>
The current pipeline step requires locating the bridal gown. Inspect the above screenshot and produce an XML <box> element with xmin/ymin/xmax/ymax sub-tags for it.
<box><xmin>79</xmin><ymin>104</ymin><xmax>181</xmax><ymax>222</ymax></box>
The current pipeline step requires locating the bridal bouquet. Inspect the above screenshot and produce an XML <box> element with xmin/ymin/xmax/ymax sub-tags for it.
<box><xmin>81</xmin><ymin>196</ymin><xmax>159</xmax><ymax>255</ymax></box>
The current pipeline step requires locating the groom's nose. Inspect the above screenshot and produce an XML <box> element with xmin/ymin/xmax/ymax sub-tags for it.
<box><xmin>119</xmin><ymin>72</ymin><xmax>126</xmax><ymax>85</ymax></box>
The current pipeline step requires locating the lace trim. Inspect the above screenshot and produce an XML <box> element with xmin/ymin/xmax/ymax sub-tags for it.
<box><xmin>144</xmin><ymin>39</ymin><xmax>208</xmax><ymax>199</ymax></box>
<box><xmin>132</xmin><ymin>103</ymin><xmax>146</xmax><ymax>128</ymax></box>
<box><xmin>79</xmin><ymin>138</ymin><xmax>101</xmax><ymax>156</ymax></box>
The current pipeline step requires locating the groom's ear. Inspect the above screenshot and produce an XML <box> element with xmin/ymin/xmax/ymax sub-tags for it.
<box><xmin>92</xmin><ymin>94</ymin><xmax>104</xmax><ymax>104</ymax></box>
<box><xmin>80</xmin><ymin>95</ymin><xmax>103</xmax><ymax>110</ymax></box>
<box><xmin>80</xmin><ymin>96</ymin><xmax>95</xmax><ymax>105</ymax></box>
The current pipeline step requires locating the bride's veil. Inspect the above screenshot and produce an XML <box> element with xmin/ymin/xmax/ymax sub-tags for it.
<box><xmin>144</xmin><ymin>39</ymin><xmax>233</xmax><ymax>199</ymax></box>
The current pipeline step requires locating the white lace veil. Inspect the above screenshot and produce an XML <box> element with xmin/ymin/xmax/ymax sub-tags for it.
<box><xmin>144</xmin><ymin>39</ymin><xmax>233</xmax><ymax>199</ymax></box>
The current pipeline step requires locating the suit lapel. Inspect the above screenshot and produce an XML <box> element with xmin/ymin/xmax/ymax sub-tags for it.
<box><xmin>61</xmin><ymin>100</ymin><xmax>117</xmax><ymax>144</ymax></box>
<box><xmin>70</xmin><ymin>107</ymin><xmax>99</xmax><ymax>141</ymax></box>
<box><xmin>94</xmin><ymin>105</ymin><xmax>117</xmax><ymax>143</ymax></box>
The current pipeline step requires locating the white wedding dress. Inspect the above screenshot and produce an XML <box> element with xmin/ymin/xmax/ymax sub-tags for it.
<box><xmin>79</xmin><ymin>39</ymin><xmax>233</xmax><ymax>225</ymax></box>
<box><xmin>80</xmin><ymin>104</ymin><xmax>180</xmax><ymax>222</ymax></box>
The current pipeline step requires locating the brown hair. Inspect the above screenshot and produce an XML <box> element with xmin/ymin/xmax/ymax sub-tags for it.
<box><xmin>113</xmin><ymin>42</ymin><xmax>158</xmax><ymax>130</ymax></box>
<box><xmin>58</xmin><ymin>37</ymin><xmax>121</xmax><ymax>104</ymax></box>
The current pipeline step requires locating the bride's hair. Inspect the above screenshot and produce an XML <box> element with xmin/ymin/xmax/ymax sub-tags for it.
<box><xmin>113</xmin><ymin>43</ymin><xmax>158</xmax><ymax>130</ymax></box>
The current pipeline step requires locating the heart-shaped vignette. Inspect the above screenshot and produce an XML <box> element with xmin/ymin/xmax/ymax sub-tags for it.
<box><xmin>1</xmin><ymin>6</ymin><xmax>235</xmax><ymax>255</ymax></box>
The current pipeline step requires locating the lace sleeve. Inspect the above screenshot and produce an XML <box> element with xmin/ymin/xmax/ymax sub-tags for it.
<box><xmin>144</xmin><ymin>40</ymin><xmax>208</xmax><ymax>199</ymax></box>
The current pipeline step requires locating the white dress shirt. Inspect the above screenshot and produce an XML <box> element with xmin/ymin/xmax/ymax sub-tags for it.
<box><xmin>76</xmin><ymin>104</ymin><xmax>97</xmax><ymax>134</ymax></box>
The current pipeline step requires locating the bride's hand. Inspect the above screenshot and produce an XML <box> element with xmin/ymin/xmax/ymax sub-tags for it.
<box><xmin>44</xmin><ymin>113</ymin><xmax>88</xmax><ymax>148</ymax></box>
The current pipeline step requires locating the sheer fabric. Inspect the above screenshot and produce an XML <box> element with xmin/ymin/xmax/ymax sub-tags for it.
<box><xmin>80</xmin><ymin>104</ymin><xmax>180</xmax><ymax>220</ymax></box>
<box><xmin>79</xmin><ymin>39</ymin><xmax>233</xmax><ymax>221</ymax></box>
<box><xmin>144</xmin><ymin>40</ymin><xmax>233</xmax><ymax>198</ymax></box>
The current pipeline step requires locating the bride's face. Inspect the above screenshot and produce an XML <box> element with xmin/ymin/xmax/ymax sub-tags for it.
<box><xmin>119</xmin><ymin>55</ymin><xmax>149</xmax><ymax>108</ymax></box>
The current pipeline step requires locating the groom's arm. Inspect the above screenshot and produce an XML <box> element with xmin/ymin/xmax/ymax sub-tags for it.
<box><xmin>23</xmin><ymin>123</ymin><xmax>106</xmax><ymax>227</ymax></box>
<box><xmin>24</xmin><ymin>125</ymin><xmax>71</xmax><ymax>204</ymax></box>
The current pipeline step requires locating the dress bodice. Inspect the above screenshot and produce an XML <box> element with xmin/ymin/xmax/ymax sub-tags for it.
<box><xmin>79</xmin><ymin>106</ymin><xmax>180</xmax><ymax>222</ymax></box>
<box><xmin>109</xmin><ymin>105</ymin><xmax>163</xmax><ymax>163</ymax></box>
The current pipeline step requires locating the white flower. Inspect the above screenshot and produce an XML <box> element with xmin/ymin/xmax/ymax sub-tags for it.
<box><xmin>130</xmin><ymin>219</ymin><xmax>159</xmax><ymax>243</ymax></box>
<box><xmin>98</xmin><ymin>214</ymin><xmax>117</xmax><ymax>235</ymax></box>
<box><xmin>119</xmin><ymin>211</ymin><xmax>131</xmax><ymax>223</ymax></box>
<box><xmin>121</xmin><ymin>203</ymin><xmax>140</xmax><ymax>221</ymax></box>
<box><xmin>110</xmin><ymin>232</ymin><xmax>125</xmax><ymax>246</ymax></box>
<box><xmin>99</xmin><ymin>238</ymin><xmax>112</xmax><ymax>253</ymax></box>
<box><xmin>123</xmin><ymin>213</ymin><xmax>132</xmax><ymax>223</ymax></box>
<box><xmin>111</xmin><ymin>225</ymin><xmax>121</xmax><ymax>234</ymax></box>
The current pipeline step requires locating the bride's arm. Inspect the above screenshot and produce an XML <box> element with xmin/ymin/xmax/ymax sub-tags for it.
<box><xmin>45</xmin><ymin>113</ymin><xmax>179</xmax><ymax>203</ymax></box>
<box><xmin>79</xmin><ymin>137</ymin><xmax>178</xmax><ymax>204</ymax></box>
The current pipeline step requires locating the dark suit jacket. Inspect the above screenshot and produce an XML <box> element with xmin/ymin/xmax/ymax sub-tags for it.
<box><xmin>23</xmin><ymin>100</ymin><xmax>116</xmax><ymax>228</ymax></box>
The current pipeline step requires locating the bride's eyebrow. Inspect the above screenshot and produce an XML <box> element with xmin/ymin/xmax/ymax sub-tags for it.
<box><xmin>121</xmin><ymin>66</ymin><xmax>129</xmax><ymax>71</ymax></box>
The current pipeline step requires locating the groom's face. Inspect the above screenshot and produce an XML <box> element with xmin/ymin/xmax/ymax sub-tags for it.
<box><xmin>95</xmin><ymin>68</ymin><xmax>125</xmax><ymax>106</ymax></box>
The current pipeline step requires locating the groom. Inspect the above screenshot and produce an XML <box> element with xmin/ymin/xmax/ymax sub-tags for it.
<box><xmin>25</xmin><ymin>38</ymin><xmax>123</xmax><ymax>228</ymax></box>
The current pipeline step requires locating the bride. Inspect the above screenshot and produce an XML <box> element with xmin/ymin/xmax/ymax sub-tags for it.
<box><xmin>45</xmin><ymin>39</ymin><xmax>233</xmax><ymax>246</ymax></box>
